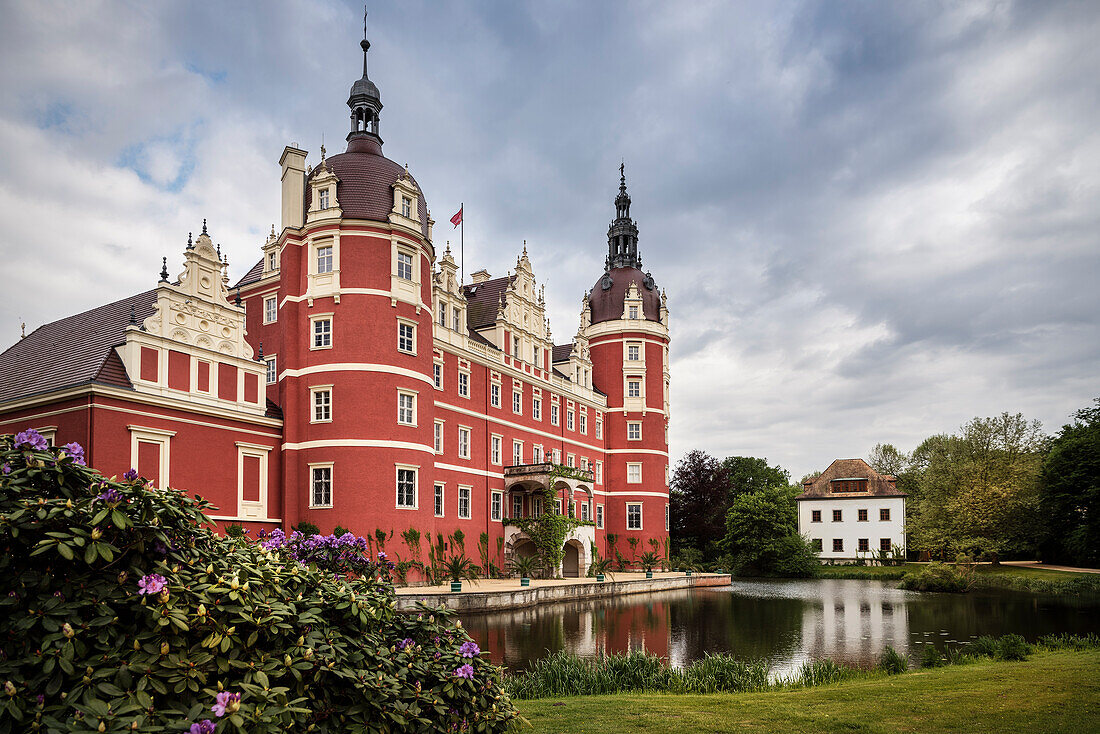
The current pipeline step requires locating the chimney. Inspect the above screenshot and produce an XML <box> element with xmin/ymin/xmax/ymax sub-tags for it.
<box><xmin>279</xmin><ymin>145</ymin><xmax>308</xmax><ymax>231</ymax></box>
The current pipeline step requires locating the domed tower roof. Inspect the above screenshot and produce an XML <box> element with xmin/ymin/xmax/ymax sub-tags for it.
<box><xmin>588</xmin><ymin>166</ymin><xmax>659</xmax><ymax>324</ymax></box>
<box><xmin>303</xmin><ymin>19</ymin><xmax>429</xmax><ymax>239</ymax></box>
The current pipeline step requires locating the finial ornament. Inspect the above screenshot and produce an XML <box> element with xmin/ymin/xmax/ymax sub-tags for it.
<box><xmin>202</xmin><ymin>218</ymin><xmax>208</xmax><ymax>236</ymax></box>
<box><xmin>187</xmin><ymin>232</ymin><xmax>193</xmax><ymax>249</ymax></box>
<box><xmin>235</xmin><ymin>288</ymin><xmax>242</xmax><ymax>307</ymax></box>
<box><xmin>160</xmin><ymin>257</ymin><xmax>168</xmax><ymax>281</ymax></box>
<box><xmin>216</xmin><ymin>243</ymin><xmax>222</xmax><ymax>260</ymax></box>
<box><xmin>20</xmin><ymin>322</ymin><xmax>25</xmax><ymax>339</ymax></box>
<box><xmin>257</xmin><ymin>342</ymin><xmax>264</xmax><ymax>360</ymax></box>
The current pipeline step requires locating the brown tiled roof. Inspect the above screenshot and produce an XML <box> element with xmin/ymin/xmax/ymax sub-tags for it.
<box><xmin>0</xmin><ymin>290</ymin><xmax>157</xmax><ymax>405</ymax></box>
<box><xmin>552</xmin><ymin>343</ymin><xmax>574</xmax><ymax>363</ymax></box>
<box><xmin>462</xmin><ymin>275</ymin><xmax>513</xmax><ymax>331</ymax></box>
<box><xmin>305</xmin><ymin>137</ymin><xmax>430</xmax><ymax>239</ymax></box>
<box><xmin>795</xmin><ymin>458</ymin><xmax>907</xmax><ymax>500</ymax></box>
<box><xmin>588</xmin><ymin>266</ymin><xmax>661</xmax><ymax>325</ymax></box>
<box><xmin>233</xmin><ymin>258</ymin><xmax>264</xmax><ymax>289</ymax></box>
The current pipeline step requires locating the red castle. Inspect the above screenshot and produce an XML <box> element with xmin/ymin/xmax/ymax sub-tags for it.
<box><xmin>0</xmin><ymin>33</ymin><xmax>671</xmax><ymax>576</ymax></box>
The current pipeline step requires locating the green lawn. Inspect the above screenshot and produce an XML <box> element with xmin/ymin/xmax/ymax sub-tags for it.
<box><xmin>971</xmin><ymin>564</ymin><xmax>1093</xmax><ymax>581</ymax></box>
<box><xmin>517</xmin><ymin>650</ymin><xmax>1100</xmax><ymax>733</ymax></box>
<box><xmin>816</xmin><ymin>562</ymin><xmax>1092</xmax><ymax>583</ymax></box>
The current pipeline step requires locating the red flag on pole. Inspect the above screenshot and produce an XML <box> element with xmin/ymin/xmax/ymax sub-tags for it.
<box><xmin>450</xmin><ymin>206</ymin><xmax>463</xmax><ymax>228</ymax></box>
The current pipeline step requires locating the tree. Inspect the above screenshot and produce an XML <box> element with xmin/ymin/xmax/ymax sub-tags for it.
<box><xmin>721</xmin><ymin>486</ymin><xmax>817</xmax><ymax>577</ymax></box>
<box><xmin>669</xmin><ymin>450</ymin><xmax>729</xmax><ymax>561</ymax></box>
<box><xmin>722</xmin><ymin>455</ymin><xmax>790</xmax><ymax>502</ymax></box>
<box><xmin>868</xmin><ymin>443</ymin><xmax>909</xmax><ymax>477</ymax></box>
<box><xmin>909</xmin><ymin>413</ymin><xmax>1046</xmax><ymax>560</ymax></box>
<box><xmin>1039</xmin><ymin>398</ymin><xmax>1100</xmax><ymax>567</ymax></box>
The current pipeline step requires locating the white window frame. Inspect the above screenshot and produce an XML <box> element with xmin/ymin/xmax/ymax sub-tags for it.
<box><xmin>438</xmin><ymin>301</ymin><xmax>447</xmax><ymax>326</ymax></box>
<box><xmin>513</xmin><ymin>390</ymin><xmax>522</xmax><ymax>415</ymax></box>
<box><xmin>581</xmin><ymin>502</ymin><xmax>590</xmax><ymax>522</ymax></box>
<box><xmin>491</xmin><ymin>490</ymin><xmax>503</xmax><ymax>522</ymax></box>
<box><xmin>401</xmin><ymin>196</ymin><xmax>412</xmax><ymax>219</ymax></box>
<box><xmin>396</xmin><ymin>465</ymin><xmax>418</xmax><ymax>509</ymax></box>
<box><xmin>397</xmin><ymin>319</ymin><xmax>416</xmax><ymax>355</ymax></box>
<box><xmin>627</xmin><ymin>502</ymin><xmax>643</xmax><ymax>530</ymax></box>
<box><xmin>316</xmin><ymin>244</ymin><xmax>333</xmax><ymax>274</ymax></box>
<box><xmin>452</xmin><ymin>307</ymin><xmax>462</xmax><ymax>332</ymax></box>
<box><xmin>458</xmin><ymin>370</ymin><xmax>470</xmax><ymax>398</ymax></box>
<box><xmin>396</xmin><ymin>250</ymin><xmax>413</xmax><ymax>281</ymax></box>
<box><xmin>627</xmin><ymin>462</ymin><xmax>642</xmax><ymax>483</ymax></box>
<box><xmin>595</xmin><ymin>418</ymin><xmax>602</xmax><ymax>439</ymax></box>
<box><xmin>552</xmin><ymin>448</ymin><xmax>561</xmax><ymax>464</ymax></box>
<box><xmin>267</xmin><ymin>251</ymin><xmax>279</xmax><ymax>271</ymax></box>
<box><xmin>627</xmin><ymin>422</ymin><xmax>642</xmax><ymax>441</ymax></box>
<box><xmin>579</xmin><ymin>413</ymin><xmax>587</xmax><ymax>435</ymax></box>
<box><xmin>310</xmin><ymin>314</ymin><xmax>333</xmax><ymax>350</ymax></box>
<box><xmin>513</xmin><ymin>440</ymin><xmax>523</xmax><ymax>466</ymax></box>
<box><xmin>533</xmin><ymin>444</ymin><xmax>543</xmax><ymax>463</ymax></box>
<box><xmin>566</xmin><ymin>453</ymin><xmax>575</xmax><ymax>468</ymax></box>
<box><xmin>458</xmin><ymin>426</ymin><xmax>471</xmax><ymax>459</ymax></box>
<box><xmin>567</xmin><ymin>409</ymin><xmax>574</xmax><ymax>431</ymax></box>
<box><xmin>627</xmin><ymin>343</ymin><xmax>641</xmax><ymax>361</ymax></box>
<box><xmin>263</xmin><ymin>295</ymin><xmax>277</xmax><ymax>324</ymax></box>
<box><xmin>532</xmin><ymin>397</ymin><xmax>542</xmax><ymax>421</ymax></box>
<box><xmin>433</xmin><ymin>361</ymin><xmax>443</xmax><ymax>390</ymax></box>
<box><xmin>490</xmin><ymin>382</ymin><xmax>501</xmax><ymax>408</ymax></box>
<box><xmin>264</xmin><ymin>355</ymin><xmax>277</xmax><ymax>385</ymax></box>
<box><xmin>551</xmin><ymin>404</ymin><xmax>559</xmax><ymax>426</ymax></box>
<box><xmin>128</xmin><ymin>425</ymin><xmax>174</xmax><ymax>490</ymax></box>
<box><xmin>434</xmin><ymin>483</ymin><xmax>445</xmax><ymax>517</ymax></box>
<box><xmin>311</xmin><ymin>386</ymin><xmax>333</xmax><ymax>423</ymax></box>
<box><xmin>309</xmin><ymin>463</ymin><xmax>333</xmax><ymax>508</ymax></box>
<box><xmin>235</xmin><ymin>442</ymin><xmax>271</xmax><ymax>520</ymax></box>
<box><xmin>627</xmin><ymin>380</ymin><xmax>641</xmax><ymax>398</ymax></box>
<box><xmin>490</xmin><ymin>434</ymin><xmax>502</xmax><ymax>465</ymax></box>
<box><xmin>594</xmin><ymin>461</ymin><xmax>602</xmax><ymax>483</ymax></box>
<box><xmin>397</xmin><ymin>390</ymin><xmax>417</xmax><ymax>426</ymax></box>
<box><xmin>596</xmin><ymin>503</ymin><xmax>604</xmax><ymax>529</ymax></box>
<box><xmin>665</xmin><ymin>504</ymin><xmax>670</xmax><ymax>532</ymax></box>
<box><xmin>628</xmin><ymin>305</ymin><xmax>639</xmax><ymax>319</ymax></box>
<box><xmin>434</xmin><ymin>419</ymin><xmax>444</xmax><ymax>454</ymax></box>
<box><xmin>319</xmin><ymin>188</ymin><xmax>330</xmax><ymax>210</ymax></box>
<box><xmin>458</xmin><ymin>485</ymin><xmax>472</xmax><ymax>519</ymax></box>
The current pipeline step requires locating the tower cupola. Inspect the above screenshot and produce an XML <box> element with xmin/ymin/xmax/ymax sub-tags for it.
<box><xmin>347</xmin><ymin>13</ymin><xmax>383</xmax><ymax>150</ymax></box>
<box><xmin>606</xmin><ymin>163</ymin><xmax>641</xmax><ymax>270</ymax></box>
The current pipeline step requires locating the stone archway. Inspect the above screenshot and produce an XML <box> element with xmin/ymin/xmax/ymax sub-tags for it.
<box><xmin>562</xmin><ymin>541</ymin><xmax>581</xmax><ymax>578</ymax></box>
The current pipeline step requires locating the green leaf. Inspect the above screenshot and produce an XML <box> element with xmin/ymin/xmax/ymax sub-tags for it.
<box><xmin>57</xmin><ymin>543</ymin><xmax>74</xmax><ymax>561</ymax></box>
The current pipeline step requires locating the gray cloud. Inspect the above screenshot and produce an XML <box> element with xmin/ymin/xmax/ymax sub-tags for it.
<box><xmin>0</xmin><ymin>0</ymin><xmax>1097</xmax><ymax>478</ymax></box>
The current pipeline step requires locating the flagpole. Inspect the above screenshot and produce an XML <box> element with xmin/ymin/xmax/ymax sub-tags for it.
<box><xmin>460</xmin><ymin>202</ymin><xmax>464</xmax><ymax>285</ymax></box>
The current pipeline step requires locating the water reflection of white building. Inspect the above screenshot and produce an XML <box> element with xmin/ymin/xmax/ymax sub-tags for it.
<box><xmin>800</xmin><ymin>580</ymin><xmax>910</xmax><ymax>665</ymax></box>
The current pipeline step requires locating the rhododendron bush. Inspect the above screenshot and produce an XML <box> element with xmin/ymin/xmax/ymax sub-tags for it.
<box><xmin>0</xmin><ymin>431</ymin><xmax>520</xmax><ymax>733</ymax></box>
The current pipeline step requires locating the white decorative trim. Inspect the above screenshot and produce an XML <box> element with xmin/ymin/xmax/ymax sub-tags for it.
<box><xmin>282</xmin><ymin>439</ymin><xmax>435</xmax><ymax>453</ymax></box>
<box><xmin>236</xmin><ymin>443</ymin><xmax>270</xmax><ymax>521</ymax></box>
<box><xmin>128</xmin><ymin>426</ymin><xmax>173</xmax><ymax>489</ymax></box>
<box><xmin>433</xmin><ymin>462</ymin><xmax>504</xmax><ymax>479</ymax></box>
<box><xmin>280</xmin><ymin>362</ymin><xmax>434</xmax><ymax>386</ymax></box>
<box><xmin>434</xmin><ymin>400</ymin><xmax>603</xmax><ymax>453</ymax></box>
<box><xmin>605</xmin><ymin>448</ymin><xmax>669</xmax><ymax>456</ymax></box>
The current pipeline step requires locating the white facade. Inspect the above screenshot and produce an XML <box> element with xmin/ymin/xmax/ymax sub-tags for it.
<box><xmin>798</xmin><ymin>495</ymin><xmax>906</xmax><ymax>561</ymax></box>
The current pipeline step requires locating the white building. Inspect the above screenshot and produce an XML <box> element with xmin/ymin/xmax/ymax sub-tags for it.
<box><xmin>796</xmin><ymin>459</ymin><xmax>906</xmax><ymax>562</ymax></box>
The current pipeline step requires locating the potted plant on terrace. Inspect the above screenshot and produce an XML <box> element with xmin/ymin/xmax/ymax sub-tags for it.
<box><xmin>510</xmin><ymin>554</ymin><xmax>539</xmax><ymax>587</ymax></box>
<box><xmin>443</xmin><ymin>554</ymin><xmax>480</xmax><ymax>592</ymax></box>
<box><xmin>587</xmin><ymin>550</ymin><xmax>614</xmax><ymax>582</ymax></box>
<box><xmin>639</xmin><ymin>551</ymin><xmax>660</xmax><ymax>579</ymax></box>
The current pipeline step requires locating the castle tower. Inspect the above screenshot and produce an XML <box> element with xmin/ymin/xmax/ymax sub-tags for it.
<box><xmin>584</xmin><ymin>167</ymin><xmax>670</xmax><ymax>559</ymax></box>
<box><xmin>241</xmin><ymin>29</ymin><xmax>437</xmax><ymax>535</ymax></box>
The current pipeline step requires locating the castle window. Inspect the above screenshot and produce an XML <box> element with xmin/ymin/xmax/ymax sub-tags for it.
<box><xmin>401</xmin><ymin>196</ymin><xmax>412</xmax><ymax>218</ymax></box>
<box><xmin>311</xmin><ymin>316</ymin><xmax>332</xmax><ymax>349</ymax></box>
<box><xmin>458</xmin><ymin>370</ymin><xmax>469</xmax><ymax>398</ymax></box>
<box><xmin>434</xmin><ymin>420</ymin><xmax>443</xmax><ymax>453</ymax></box>
<box><xmin>880</xmin><ymin>538</ymin><xmax>892</xmax><ymax>551</ymax></box>
<box><xmin>595</xmin><ymin>418</ymin><xmax>602</xmax><ymax>439</ymax></box>
<box><xmin>833</xmin><ymin>539</ymin><xmax>844</xmax><ymax>552</ymax></box>
<box><xmin>434</xmin><ymin>484</ymin><xmax>445</xmax><ymax>517</ymax></box>
<box><xmin>627</xmin><ymin>344</ymin><xmax>640</xmax><ymax>361</ymax></box>
<box><xmin>396</xmin><ymin>467</ymin><xmax>417</xmax><ymax>509</ymax></box>
<box><xmin>438</xmin><ymin>302</ymin><xmax>447</xmax><ymax>326</ymax></box>
<box><xmin>319</xmin><ymin>189</ymin><xmax>330</xmax><ymax>209</ymax></box>
<box><xmin>627</xmin><ymin>463</ymin><xmax>642</xmax><ymax>483</ymax></box>
<box><xmin>264</xmin><ymin>356</ymin><xmax>277</xmax><ymax>385</ymax></box>
<box><xmin>398</xmin><ymin>322</ymin><xmax>416</xmax><ymax>354</ymax></box>
<box><xmin>627</xmin><ymin>422</ymin><xmax>641</xmax><ymax>441</ymax></box>
<box><xmin>513</xmin><ymin>335</ymin><xmax>521</xmax><ymax>359</ymax></box>
<box><xmin>310</xmin><ymin>466</ymin><xmax>332</xmax><ymax>508</ymax></box>
<box><xmin>397</xmin><ymin>391</ymin><xmax>416</xmax><ymax>426</ymax></box>
<box><xmin>458</xmin><ymin>486</ymin><xmax>471</xmax><ymax>519</ymax></box>
<box><xmin>452</xmin><ymin>308</ymin><xmax>462</xmax><ymax>331</ymax></box>
<box><xmin>581</xmin><ymin>503</ymin><xmax>590</xmax><ymax>521</ymax></box>
<box><xmin>579</xmin><ymin>413</ymin><xmax>587</xmax><ymax>435</ymax></box>
<box><xmin>858</xmin><ymin>509</ymin><xmax>868</xmax><ymax>522</ymax></box>
<box><xmin>552</xmin><ymin>448</ymin><xmax>561</xmax><ymax>464</ymax></box>
<box><xmin>880</xmin><ymin>508</ymin><xmax>891</xmax><ymax>521</ymax></box>
<box><xmin>311</xmin><ymin>387</ymin><xmax>332</xmax><ymax>423</ymax></box>
<box><xmin>629</xmin><ymin>306</ymin><xmax>639</xmax><ymax>319</ymax></box>
<box><xmin>627</xmin><ymin>380</ymin><xmax>641</xmax><ymax>398</ymax></box>
<box><xmin>490</xmin><ymin>383</ymin><xmax>500</xmax><ymax>408</ymax></box>
<box><xmin>533</xmin><ymin>444</ymin><xmax>543</xmax><ymax>463</ymax></box>
<box><xmin>513</xmin><ymin>390</ymin><xmax>522</xmax><ymax>414</ymax></box>
<box><xmin>811</xmin><ymin>510</ymin><xmax>822</xmax><ymax>523</ymax></box>
<box><xmin>263</xmin><ymin>296</ymin><xmax>277</xmax><ymax>324</ymax></box>
<box><xmin>627</xmin><ymin>503</ymin><xmax>642</xmax><ymax>530</ymax></box>
<box><xmin>512</xmin><ymin>494</ymin><xmax>523</xmax><ymax>519</ymax></box>
<box><xmin>491</xmin><ymin>491</ymin><xmax>503</xmax><ymax>522</ymax></box>
<box><xmin>533</xmin><ymin>397</ymin><xmax>542</xmax><ymax>421</ymax></box>
<box><xmin>491</xmin><ymin>435</ymin><xmax>501</xmax><ymax>465</ymax></box>
<box><xmin>596</xmin><ymin>504</ymin><xmax>604</xmax><ymax>528</ymax></box>
<box><xmin>268</xmin><ymin>251</ymin><xmax>278</xmax><ymax>271</ymax></box>
<box><xmin>433</xmin><ymin>362</ymin><xmax>442</xmax><ymax>389</ymax></box>
<box><xmin>396</xmin><ymin>251</ymin><xmax>413</xmax><ymax>281</ymax></box>
<box><xmin>594</xmin><ymin>461</ymin><xmax>602</xmax><ymax>483</ymax></box>
<box><xmin>858</xmin><ymin>538</ymin><xmax>870</xmax><ymax>552</ymax></box>
<box><xmin>567</xmin><ymin>409</ymin><xmax>574</xmax><ymax>431</ymax></box>
<box><xmin>566</xmin><ymin>453</ymin><xmax>575</xmax><ymax>468</ymax></box>
<box><xmin>317</xmin><ymin>245</ymin><xmax>333</xmax><ymax>274</ymax></box>
<box><xmin>513</xmin><ymin>440</ymin><xmax>523</xmax><ymax>465</ymax></box>
<box><xmin>458</xmin><ymin>427</ymin><xmax>471</xmax><ymax>459</ymax></box>
<box><xmin>665</xmin><ymin>504</ymin><xmax>670</xmax><ymax>532</ymax></box>
<box><xmin>551</xmin><ymin>404</ymin><xmax>559</xmax><ymax>426</ymax></box>
<box><xmin>833</xmin><ymin>509</ymin><xmax>843</xmax><ymax>522</ymax></box>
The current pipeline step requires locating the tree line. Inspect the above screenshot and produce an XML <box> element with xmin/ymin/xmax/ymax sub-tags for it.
<box><xmin>669</xmin><ymin>397</ymin><xmax>1100</xmax><ymax>573</ymax></box>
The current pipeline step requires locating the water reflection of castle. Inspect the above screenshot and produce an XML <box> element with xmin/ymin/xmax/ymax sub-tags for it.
<box><xmin>797</xmin><ymin>580</ymin><xmax>910</xmax><ymax>667</ymax></box>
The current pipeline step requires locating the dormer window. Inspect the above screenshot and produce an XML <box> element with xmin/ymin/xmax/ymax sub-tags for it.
<box><xmin>268</xmin><ymin>252</ymin><xmax>278</xmax><ymax>271</ymax></box>
<box><xmin>438</xmin><ymin>302</ymin><xmax>447</xmax><ymax>326</ymax></box>
<box><xmin>319</xmin><ymin>189</ymin><xmax>330</xmax><ymax>209</ymax></box>
<box><xmin>402</xmin><ymin>196</ymin><xmax>412</xmax><ymax>218</ymax></box>
<box><xmin>452</xmin><ymin>308</ymin><xmax>462</xmax><ymax>332</ymax></box>
<box><xmin>629</xmin><ymin>305</ymin><xmax>639</xmax><ymax>319</ymax></box>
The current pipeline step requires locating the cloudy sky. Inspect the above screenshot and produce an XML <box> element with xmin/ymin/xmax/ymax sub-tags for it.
<box><xmin>1</xmin><ymin>1</ymin><xmax>1097</xmax><ymax>479</ymax></box>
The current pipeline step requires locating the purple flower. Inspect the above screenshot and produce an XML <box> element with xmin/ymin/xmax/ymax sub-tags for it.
<box><xmin>459</xmin><ymin>641</ymin><xmax>481</xmax><ymax>658</ymax></box>
<box><xmin>211</xmin><ymin>691</ymin><xmax>241</xmax><ymax>717</ymax></box>
<box><xmin>453</xmin><ymin>664</ymin><xmax>475</xmax><ymax>679</ymax></box>
<box><xmin>434</xmin><ymin>652</ymin><xmax>441</xmax><ymax>660</ymax></box>
<box><xmin>188</xmin><ymin>720</ymin><xmax>216</xmax><ymax>734</ymax></box>
<box><xmin>137</xmin><ymin>573</ymin><xmax>167</xmax><ymax>595</ymax></box>
<box><xmin>14</xmin><ymin>429</ymin><xmax>48</xmax><ymax>451</ymax></box>
<box><xmin>96</xmin><ymin>487</ymin><xmax>123</xmax><ymax>505</ymax></box>
<box><xmin>36</xmin><ymin>694</ymin><xmax>44</xmax><ymax>706</ymax></box>
<box><xmin>397</xmin><ymin>637</ymin><xmax>414</xmax><ymax>651</ymax></box>
<box><xmin>1</xmin><ymin>463</ymin><xmax>10</xmax><ymax>475</ymax></box>
<box><xmin>123</xmin><ymin>468</ymin><xmax>139</xmax><ymax>482</ymax></box>
<box><xmin>378</xmin><ymin>551</ymin><xmax>388</xmax><ymax>560</ymax></box>
<box><xmin>154</xmin><ymin>541</ymin><xmax>168</xmax><ymax>555</ymax></box>
<box><xmin>62</xmin><ymin>442</ymin><xmax>86</xmax><ymax>466</ymax></box>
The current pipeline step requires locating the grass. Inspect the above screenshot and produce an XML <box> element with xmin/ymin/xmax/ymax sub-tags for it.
<box><xmin>815</xmin><ymin>562</ymin><xmax>1100</xmax><ymax>594</ymax></box>
<box><xmin>517</xmin><ymin>649</ymin><xmax>1100</xmax><ymax>733</ymax></box>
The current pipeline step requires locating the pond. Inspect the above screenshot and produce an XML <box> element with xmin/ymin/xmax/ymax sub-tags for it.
<box><xmin>459</xmin><ymin>579</ymin><xmax>1100</xmax><ymax>677</ymax></box>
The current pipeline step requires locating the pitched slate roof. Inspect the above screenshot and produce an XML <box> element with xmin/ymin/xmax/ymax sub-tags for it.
<box><xmin>462</xmin><ymin>275</ymin><xmax>513</xmax><ymax>331</ymax></box>
<box><xmin>0</xmin><ymin>290</ymin><xmax>158</xmax><ymax>405</ymax></box>
<box><xmin>796</xmin><ymin>458</ymin><xmax>906</xmax><ymax>500</ymax></box>
<box><xmin>233</xmin><ymin>258</ymin><xmax>265</xmax><ymax>289</ymax></box>
<box><xmin>551</xmin><ymin>343</ymin><xmax>574</xmax><ymax>363</ymax></box>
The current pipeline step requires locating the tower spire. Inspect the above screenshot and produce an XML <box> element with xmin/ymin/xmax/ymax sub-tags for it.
<box><xmin>607</xmin><ymin>163</ymin><xmax>640</xmax><ymax>270</ymax></box>
<box><xmin>347</xmin><ymin>5</ymin><xmax>383</xmax><ymax>148</ymax></box>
